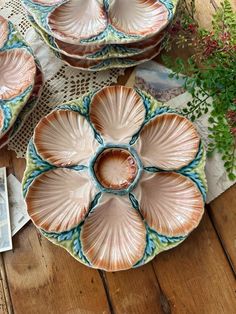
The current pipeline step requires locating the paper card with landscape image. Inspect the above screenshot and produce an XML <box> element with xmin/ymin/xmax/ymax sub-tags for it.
<box><xmin>7</xmin><ymin>174</ymin><xmax>30</xmax><ymax>236</ymax></box>
<box><xmin>0</xmin><ymin>167</ymin><xmax>12</xmax><ymax>252</ymax></box>
<box><xmin>133</xmin><ymin>61</ymin><xmax>235</xmax><ymax>203</ymax></box>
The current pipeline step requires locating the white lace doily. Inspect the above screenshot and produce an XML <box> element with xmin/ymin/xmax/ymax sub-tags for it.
<box><xmin>0</xmin><ymin>0</ymin><xmax>125</xmax><ymax>157</ymax></box>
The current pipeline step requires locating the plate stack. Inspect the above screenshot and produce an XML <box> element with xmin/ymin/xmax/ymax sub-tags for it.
<box><xmin>0</xmin><ymin>16</ymin><xmax>43</xmax><ymax>149</ymax></box>
<box><xmin>22</xmin><ymin>0</ymin><xmax>179</xmax><ymax>71</ymax></box>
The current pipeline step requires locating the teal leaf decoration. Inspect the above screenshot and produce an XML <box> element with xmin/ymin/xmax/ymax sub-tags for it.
<box><xmin>23</xmin><ymin>141</ymin><xmax>55</xmax><ymax>196</ymax></box>
<box><xmin>145</xmin><ymin>232</ymin><xmax>156</xmax><ymax>256</ymax></box>
<box><xmin>179</xmin><ymin>143</ymin><xmax>203</xmax><ymax>172</ymax></box>
<box><xmin>81</xmin><ymin>24</ymin><xmax>140</xmax><ymax>44</ymax></box>
<box><xmin>129</xmin><ymin>132</ymin><xmax>140</xmax><ymax>145</ymax></box>
<box><xmin>144</xmin><ymin>167</ymin><xmax>160</xmax><ymax>173</ymax></box>
<box><xmin>43</xmin><ymin>229</ymin><xmax>74</xmax><ymax>242</ymax></box>
<box><xmin>58</xmin><ymin>230</ymin><xmax>74</xmax><ymax>242</ymax></box>
<box><xmin>0</xmin><ymin>102</ymin><xmax>12</xmax><ymax>132</ymax></box>
<box><xmin>66</xmin><ymin>165</ymin><xmax>87</xmax><ymax>171</ymax></box>
<box><xmin>152</xmin><ymin>106</ymin><xmax>175</xmax><ymax>118</ymax></box>
<box><xmin>157</xmin><ymin>233</ymin><xmax>185</xmax><ymax>244</ymax></box>
<box><xmin>159</xmin><ymin>0</ymin><xmax>175</xmax><ymax>19</ymax></box>
<box><xmin>89</xmin><ymin>192</ymin><xmax>102</xmax><ymax>213</ymax></box>
<box><xmin>134</xmin><ymin>226</ymin><xmax>157</xmax><ymax>267</ymax></box>
<box><xmin>94</xmin><ymin>132</ymin><xmax>104</xmax><ymax>145</ymax></box>
<box><xmin>134</xmin><ymin>226</ymin><xmax>186</xmax><ymax>267</ymax></box>
<box><xmin>73</xmin><ymin>231</ymin><xmax>91</xmax><ymax>265</ymax></box>
<box><xmin>129</xmin><ymin>193</ymin><xmax>139</xmax><ymax>210</ymax></box>
<box><xmin>22</xmin><ymin>170</ymin><xmax>41</xmax><ymax>196</ymax></box>
<box><xmin>135</xmin><ymin>89</ymin><xmax>151</xmax><ymax>113</ymax></box>
<box><xmin>104</xmin><ymin>0</ymin><xmax>109</xmax><ymax>11</ymax></box>
<box><xmin>57</xmin><ymin>104</ymin><xmax>85</xmax><ymax>115</ymax></box>
<box><xmin>28</xmin><ymin>140</ymin><xmax>53</xmax><ymax>169</ymax></box>
<box><xmin>184</xmin><ymin>172</ymin><xmax>207</xmax><ymax>201</ymax></box>
<box><xmin>73</xmin><ymin>238</ymin><xmax>81</xmax><ymax>255</ymax></box>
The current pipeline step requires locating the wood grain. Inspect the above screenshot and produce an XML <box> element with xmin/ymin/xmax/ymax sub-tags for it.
<box><xmin>104</xmin><ymin>265</ymin><xmax>164</xmax><ymax>314</ymax></box>
<box><xmin>0</xmin><ymin>256</ymin><xmax>10</xmax><ymax>314</ymax></box>
<box><xmin>3</xmin><ymin>224</ymin><xmax>111</xmax><ymax>314</ymax></box>
<box><xmin>152</xmin><ymin>213</ymin><xmax>236</xmax><ymax>313</ymax></box>
<box><xmin>209</xmin><ymin>185</ymin><xmax>236</xmax><ymax>274</ymax></box>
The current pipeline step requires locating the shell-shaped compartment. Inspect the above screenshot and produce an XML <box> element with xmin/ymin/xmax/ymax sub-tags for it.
<box><xmin>33</xmin><ymin>110</ymin><xmax>99</xmax><ymax>167</ymax></box>
<box><xmin>25</xmin><ymin>168</ymin><xmax>97</xmax><ymax>233</ymax></box>
<box><xmin>24</xmin><ymin>0</ymin><xmax>178</xmax><ymax>45</ymax></box>
<box><xmin>94</xmin><ymin>148</ymin><xmax>138</xmax><ymax>190</ymax></box>
<box><xmin>134</xmin><ymin>172</ymin><xmax>204</xmax><ymax>237</ymax></box>
<box><xmin>0</xmin><ymin>16</ymin><xmax>9</xmax><ymax>49</ymax></box>
<box><xmin>0</xmin><ymin>49</ymin><xmax>36</xmax><ymax>100</ymax></box>
<box><xmin>29</xmin><ymin>12</ymin><xmax>166</xmax><ymax>59</ymax></box>
<box><xmin>81</xmin><ymin>194</ymin><xmax>146</xmax><ymax>271</ymax></box>
<box><xmin>135</xmin><ymin>113</ymin><xmax>200</xmax><ymax>170</ymax></box>
<box><xmin>109</xmin><ymin>0</ymin><xmax>169</xmax><ymax>36</ymax></box>
<box><xmin>54</xmin><ymin>37</ymin><xmax>104</xmax><ymax>58</ymax></box>
<box><xmin>48</xmin><ymin>0</ymin><xmax>107</xmax><ymax>43</ymax></box>
<box><xmin>89</xmin><ymin>86</ymin><xmax>145</xmax><ymax>143</ymax></box>
<box><xmin>0</xmin><ymin>65</ymin><xmax>44</xmax><ymax>149</ymax></box>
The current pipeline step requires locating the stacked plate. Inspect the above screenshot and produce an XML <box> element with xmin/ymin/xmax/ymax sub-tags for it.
<box><xmin>22</xmin><ymin>0</ymin><xmax>179</xmax><ymax>71</ymax></box>
<box><xmin>0</xmin><ymin>16</ymin><xmax>43</xmax><ymax>149</ymax></box>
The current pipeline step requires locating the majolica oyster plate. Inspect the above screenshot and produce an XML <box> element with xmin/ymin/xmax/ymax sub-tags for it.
<box><xmin>22</xmin><ymin>0</ymin><xmax>178</xmax><ymax>45</ymax></box>
<box><xmin>28</xmin><ymin>14</ymin><xmax>166</xmax><ymax>60</ymax></box>
<box><xmin>0</xmin><ymin>16</ymin><xmax>37</xmax><ymax>139</ymax></box>
<box><xmin>23</xmin><ymin>86</ymin><xmax>207</xmax><ymax>272</ymax></box>
<box><xmin>54</xmin><ymin>43</ymin><xmax>163</xmax><ymax>71</ymax></box>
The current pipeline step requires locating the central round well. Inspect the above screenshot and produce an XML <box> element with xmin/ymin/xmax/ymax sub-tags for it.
<box><xmin>93</xmin><ymin>148</ymin><xmax>138</xmax><ymax>190</ymax></box>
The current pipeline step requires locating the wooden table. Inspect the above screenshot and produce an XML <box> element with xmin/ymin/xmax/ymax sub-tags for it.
<box><xmin>0</xmin><ymin>1</ymin><xmax>236</xmax><ymax>313</ymax></box>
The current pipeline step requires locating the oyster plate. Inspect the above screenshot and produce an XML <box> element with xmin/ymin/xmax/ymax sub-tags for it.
<box><xmin>0</xmin><ymin>61</ymin><xmax>43</xmax><ymax>149</ymax></box>
<box><xmin>54</xmin><ymin>43</ymin><xmax>163</xmax><ymax>71</ymax></box>
<box><xmin>23</xmin><ymin>86</ymin><xmax>207</xmax><ymax>272</ymax></box>
<box><xmin>31</xmin><ymin>18</ymin><xmax>163</xmax><ymax>71</ymax></box>
<box><xmin>22</xmin><ymin>0</ymin><xmax>178</xmax><ymax>45</ymax></box>
<box><xmin>0</xmin><ymin>16</ymin><xmax>37</xmax><ymax>139</ymax></box>
<box><xmin>28</xmin><ymin>14</ymin><xmax>166</xmax><ymax>60</ymax></box>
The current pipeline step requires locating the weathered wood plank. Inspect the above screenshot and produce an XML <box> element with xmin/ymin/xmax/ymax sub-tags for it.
<box><xmin>208</xmin><ymin>185</ymin><xmax>236</xmax><ymax>274</ymax></box>
<box><xmin>104</xmin><ymin>265</ymin><xmax>164</xmax><ymax>314</ymax></box>
<box><xmin>151</xmin><ymin>213</ymin><xmax>236</xmax><ymax>313</ymax></box>
<box><xmin>0</xmin><ymin>256</ymin><xmax>10</xmax><ymax>314</ymax></box>
<box><xmin>3</xmin><ymin>224</ymin><xmax>111</xmax><ymax>314</ymax></box>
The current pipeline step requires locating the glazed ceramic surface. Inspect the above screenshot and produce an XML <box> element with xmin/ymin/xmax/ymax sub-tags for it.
<box><xmin>0</xmin><ymin>61</ymin><xmax>43</xmax><ymax>149</ymax></box>
<box><xmin>22</xmin><ymin>0</ymin><xmax>178</xmax><ymax>45</ymax></box>
<box><xmin>23</xmin><ymin>86</ymin><xmax>207</xmax><ymax>272</ymax></box>
<box><xmin>31</xmin><ymin>19</ymin><xmax>164</xmax><ymax>71</ymax></box>
<box><xmin>0</xmin><ymin>16</ymin><xmax>36</xmax><ymax>138</ymax></box>
<box><xmin>60</xmin><ymin>44</ymin><xmax>163</xmax><ymax>71</ymax></box>
<box><xmin>28</xmin><ymin>14</ymin><xmax>166</xmax><ymax>60</ymax></box>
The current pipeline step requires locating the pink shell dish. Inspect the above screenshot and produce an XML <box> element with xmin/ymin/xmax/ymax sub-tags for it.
<box><xmin>23</xmin><ymin>0</ymin><xmax>175</xmax><ymax>45</ymax></box>
<box><xmin>23</xmin><ymin>86</ymin><xmax>207</xmax><ymax>272</ymax></box>
<box><xmin>23</xmin><ymin>0</ymin><xmax>179</xmax><ymax>70</ymax></box>
<box><xmin>0</xmin><ymin>15</ymin><xmax>43</xmax><ymax>146</ymax></box>
<box><xmin>0</xmin><ymin>49</ymin><xmax>36</xmax><ymax>101</ymax></box>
